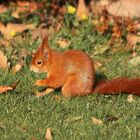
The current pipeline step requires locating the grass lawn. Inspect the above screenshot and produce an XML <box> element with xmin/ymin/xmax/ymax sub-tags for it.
<box><xmin>0</xmin><ymin>23</ymin><xmax>140</xmax><ymax>140</ymax></box>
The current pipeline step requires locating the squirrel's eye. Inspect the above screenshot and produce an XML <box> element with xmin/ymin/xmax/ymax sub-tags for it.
<box><xmin>37</xmin><ymin>60</ymin><xmax>42</xmax><ymax>65</ymax></box>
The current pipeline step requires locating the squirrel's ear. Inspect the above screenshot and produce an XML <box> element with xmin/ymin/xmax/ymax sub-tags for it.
<box><xmin>41</xmin><ymin>35</ymin><xmax>50</xmax><ymax>52</ymax></box>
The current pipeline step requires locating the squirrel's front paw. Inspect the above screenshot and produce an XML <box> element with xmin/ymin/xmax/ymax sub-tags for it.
<box><xmin>34</xmin><ymin>80</ymin><xmax>46</xmax><ymax>86</ymax></box>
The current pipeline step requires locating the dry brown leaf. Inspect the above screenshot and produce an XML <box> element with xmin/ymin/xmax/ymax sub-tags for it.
<box><xmin>98</xmin><ymin>0</ymin><xmax>110</xmax><ymax>6</ymax></box>
<box><xmin>0</xmin><ymin>80</ymin><xmax>20</xmax><ymax>94</ymax></box>
<box><xmin>127</xmin><ymin>34</ymin><xmax>140</xmax><ymax>46</ymax></box>
<box><xmin>0</xmin><ymin>86</ymin><xmax>13</xmax><ymax>94</ymax></box>
<box><xmin>17</xmin><ymin>1</ymin><xmax>38</xmax><ymax>13</ymax></box>
<box><xmin>91</xmin><ymin>0</ymin><xmax>140</xmax><ymax>18</ymax></box>
<box><xmin>0</xmin><ymin>5</ymin><xmax>8</xmax><ymax>14</ymax></box>
<box><xmin>129</xmin><ymin>56</ymin><xmax>140</xmax><ymax>66</ymax></box>
<box><xmin>76</xmin><ymin>0</ymin><xmax>89</xmax><ymax>20</ymax></box>
<box><xmin>108</xmin><ymin>0</ymin><xmax>140</xmax><ymax>17</ymax></box>
<box><xmin>32</xmin><ymin>24</ymin><xmax>49</xmax><ymax>40</ymax></box>
<box><xmin>46</xmin><ymin>128</ymin><xmax>53</xmax><ymax>140</ymax></box>
<box><xmin>136</xmin><ymin>24</ymin><xmax>140</xmax><ymax>30</ymax></box>
<box><xmin>96</xmin><ymin>21</ymin><xmax>109</xmax><ymax>34</ymax></box>
<box><xmin>12</xmin><ymin>64</ymin><xmax>23</xmax><ymax>73</ymax></box>
<box><xmin>57</xmin><ymin>38</ymin><xmax>70</xmax><ymax>48</ymax></box>
<box><xmin>0</xmin><ymin>22</ymin><xmax>36</xmax><ymax>39</ymax></box>
<box><xmin>34</xmin><ymin>88</ymin><xmax>54</xmax><ymax>98</ymax></box>
<box><xmin>11</xmin><ymin>9</ymin><xmax>20</xmax><ymax>19</ymax></box>
<box><xmin>127</xmin><ymin>94</ymin><xmax>134</xmax><ymax>102</ymax></box>
<box><xmin>12</xmin><ymin>1</ymin><xmax>39</xmax><ymax>18</ymax></box>
<box><xmin>90</xmin><ymin>0</ymin><xmax>109</xmax><ymax>15</ymax></box>
<box><xmin>0</xmin><ymin>50</ymin><xmax>8</xmax><ymax>68</ymax></box>
<box><xmin>112</xmin><ymin>26</ymin><xmax>122</xmax><ymax>38</ymax></box>
<box><xmin>92</xmin><ymin>117</ymin><xmax>103</xmax><ymax>125</ymax></box>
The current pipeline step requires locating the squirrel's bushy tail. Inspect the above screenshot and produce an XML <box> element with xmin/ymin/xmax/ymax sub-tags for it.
<box><xmin>93</xmin><ymin>77</ymin><xmax>140</xmax><ymax>96</ymax></box>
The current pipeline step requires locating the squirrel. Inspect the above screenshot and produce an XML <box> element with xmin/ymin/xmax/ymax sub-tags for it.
<box><xmin>30</xmin><ymin>36</ymin><xmax>140</xmax><ymax>97</ymax></box>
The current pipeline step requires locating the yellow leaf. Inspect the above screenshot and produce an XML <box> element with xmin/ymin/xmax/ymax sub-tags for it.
<box><xmin>92</xmin><ymin>117</ymin><xmax>103</xmax><ymax>125</ymax></box>
<box><xmin>12</xmin><ymin>64</ymin><xmax>23</xmax><ymax>73</ymax></box>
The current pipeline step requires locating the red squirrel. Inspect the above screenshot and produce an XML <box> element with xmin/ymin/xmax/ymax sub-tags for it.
<box><xmin>30</xmin><ymin>36</ymin><xmax>140</xmax><ymax>97</ymax></box>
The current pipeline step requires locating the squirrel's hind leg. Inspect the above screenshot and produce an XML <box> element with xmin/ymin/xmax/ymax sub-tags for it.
<box><xmin>62</xmin><ymin>74</ymin><xmax>92</xmax><ymax>97</ymax></box>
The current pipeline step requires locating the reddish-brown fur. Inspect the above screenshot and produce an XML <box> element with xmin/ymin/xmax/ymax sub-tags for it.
<box><xmin>94</xmin><ymin>77</ymin><xmax>140</xmax><ymax>96</ymax></box>
<box><xmin>30</xmin><ymin>36</ymin><xmax>140</xmax><ymax>97</ymax></box>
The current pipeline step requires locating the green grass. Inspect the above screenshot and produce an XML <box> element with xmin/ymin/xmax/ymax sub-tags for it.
<box><xmin>0</xmin><ymin>23</ymin><xmax>140</xmax><ymax>140</ymax></box>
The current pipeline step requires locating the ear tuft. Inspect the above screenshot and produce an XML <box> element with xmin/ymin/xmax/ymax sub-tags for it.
<box><xmin>42</xmin><ymin>35</ymin><xmax>49</xmax><ymax>50</ymax></box>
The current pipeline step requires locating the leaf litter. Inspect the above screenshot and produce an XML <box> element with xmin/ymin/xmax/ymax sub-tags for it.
<box><xmin>0</xmin><ymin>50</ymin><xmax>8</xmax><ymax>68</ymax></box>
<box><xmin>0</xmin><ymin>80</ymin><xmax>20</xmax><ymax>94</ymax></box>
<box><xmin>46</xmin><ymin>128</ymin><xmax>53</xmax><ymax>140</ymax></box>
<box><xmin>92</xmin><ymin>117</ymin><xmax>103</xmax><ymax>125</ymax></box>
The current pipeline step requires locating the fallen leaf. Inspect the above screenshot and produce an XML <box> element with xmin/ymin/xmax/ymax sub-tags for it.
<box><xmin>90</xmin><ymin>0</ymin><xmax>108</xmax><ymax>15</ymax></box>
<box><xmin>57</xmin><ymin>38</ymin><xmax>70</xmax><ymax>48</ymax></box>
<box><xmin>32</xmin><ymin>24</ymin><xmax>49</xmax><ymax>40</ymax></box>
<box><xmin>0</xmin><ymin>50</ymin><xmax>8</xmax><ymax>68</ymax></box>
<box><xmin>76</xmin><ymin>0</ymin><xmax>89</xmax><ymax>20</ymax></box>
<box><xmin>98</xmin><ymin>0</ymin><xmax>109</xmax><ymax>6</ymax></box>
<box><xmin>136</xmin><ymin>24</ymin><xmax>140</xmax><ymax>30</ymax></box>
<box><xmin>12</xmin><ymin>64</ymin><xmax>23</xmax><ymax>73</ymax></box>
<box><xmin>0</xmin><ymin>5</ymin><xmax>8</xmax><ymax>14</ymax></box>
<box><xmin>0</xmin><ymin>22</ymin><xmax>36</xmax><ymax>39</ymax></box>
<box><xmin>0</xmin><ymin>80</ymin><xmax>20</xmax><ymax>94</ymax></box>
<box><xmin>92</xmin><ymin>19</ymin><xmax>101</xmax><ymax>26</ymax></box>
<box><xmin>11</xmin><ymin>10</ymin><xmax>20</xmax><ymax>19</ymax></box>
<box><xmin>12</xmin><ymin>1</ymin><xmax>39</xmax><ymax>18</ymax></box>
<box><xmin>127</xmin><ymin>34</ymin><xmax>140</xmax><ymax>46</ymax></box>
<box><xmin>19</xmin><ymin>48</ymin><xmax>31</xmax><ymax>58</ymax></box>
<box><xmin>108</xmin><ymin>0</ymin><xmax>140</xmax><ymax>17</ymax></box>
<box><xmin>112</xmin><ymin>26</ymin><xmax>122</xmax><ymax>38</ymax></box>
<box><xmin>0</xmin><ymin>86</ymin><xmax>13</xmax><ymax>94</ymax></box>
<box><xmin>129</xmin><ymin>56</ymin><xmax>140</xmax><ymax>66</ymax></box>
<box><xmin>127</xmin><ymin>94</ymin><xmax>134</xmax><ymax>102</ymax></box>
<box><xmin>92</xmin><ymin>117</ymin><xmax>103</xmax><ymax>125</ymax></box>
<box><xmin>34</xmin><ymin>88</ymin><xmax>54</xmax><ymax>98</ymax></box>
<box><xmin>46</xmin><ymin>128</ymin><xmax>53</xmax><ymax>140</ymax></box>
